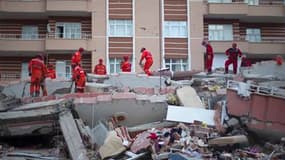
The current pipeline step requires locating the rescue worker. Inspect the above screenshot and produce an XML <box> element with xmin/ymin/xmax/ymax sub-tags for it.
<box><xmin>224</xmin><ymin>43</ymin><xmax>242</xmax><ymax>74</ymax></box>
<box><xmin>240</xmin><ymin>55</ymin><xmax>252</xmax><ymax>67</ymax></box>
<box><xmin>94</xmin><ymin>58</ymin><xmax>107</xmax><ymax>75</ymax></box>
<box><xmin>28</xmin><ymin>54</ymin><xmax>47</xmax><ymax>97</ymax></box>
<box><xmin>202</xmin><ymin>40</ymin><xmax>214</xmax><ymax>74</ymax></box>
<box><xmin>71</xmin><ymin>47</ymin><xmax>84</xmax><ymax>80</ymax></box>
<box><xmin>139</xmin><ymin>47</ymin><xmax>153</xmax><ymax>76</ymax></box>
<box><xmin>275</xmin><ymin>55</ymin><xmax>283</xmax><ymax>66</ymax></box>
<box><xmin>120</xmin><ymin>55</ymin><xmax>131</xmax><ymax>72</ymax></box>
<box><xmin>47</xmin><ymin>64</ymin><xmax>56</xmax><ymax>79</ymax></box>
<box><xmin>74</xmin><ymin>65</ymin><xmax>86</xmax><ymax>93</ymax></box>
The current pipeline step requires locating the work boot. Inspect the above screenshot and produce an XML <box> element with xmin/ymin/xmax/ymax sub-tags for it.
<box><xmin>35</xmin><ymin>91</ymin><xmax>40</xmax><ymax>97</ymax></box>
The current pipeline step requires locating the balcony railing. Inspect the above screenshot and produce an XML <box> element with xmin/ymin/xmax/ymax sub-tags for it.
<box><xmin>206</xmin><ymin>0</ymin><xmax>285</xmax><ymax>5</ymax></box>
<box><xmin>207</xmin><ymin>35</ymin><xmax>285</xmax><ymax>43</ymax></box>
<box><xmin>0</xmin><ymin>32</ymin><xmax>92</xmax><ymax>40</ymax></box>
<box><xmin>0</xmin><ymin>73</ymin><xmax>21</xmax><ymax>81</ymax></box>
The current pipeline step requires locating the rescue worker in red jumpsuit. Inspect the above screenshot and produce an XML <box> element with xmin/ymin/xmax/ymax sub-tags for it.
<box><xmin>139</xmin><ymin>47</ymin><xmax>153</xmax><ymax>76</ymax></box>
<box><xmin>71</xmin><ymin>47</ymin><xmax>84</xmax><ymax>80</ymax></box>
<box><xmin>202</xmin><ymin>40</ymin><xmax>214</xmax><ymax>74</ymax></box>
<box><xmin>74</xmin><ymin>65</ymin><xmax>86</xmax><ymax>93</ymax></box>
<box><xmin>240</xmin><ymin>55</ymin><xmax>252</xmax><ymax>67</ymax></box>
<box><xmin>94</xmin><ymin>59</ymin><xmax>107</xmax><ymax>75</ymax></box>
<box><xmin>120</xmin><ymin>55</ymin><xmax>131</xmax><ymax>72</ymax></box>
<box><xmin>275</xmin><ymin>55</ymin><xmax>283</xmax><ymax>66</ymax></box>
<box><xmin>224</xmin><ymin>43</ymin><xmax>242</xmax><ymax>74</ymax></box>
<box><xmin>28</xmin><ymin>54</ymin><xmax>47</xmax><ymax>97</ymax></box>
<box><xmin>47</xmin><ymin>64</ymin><xmax>56</xmax><ymax>79</ymax></box>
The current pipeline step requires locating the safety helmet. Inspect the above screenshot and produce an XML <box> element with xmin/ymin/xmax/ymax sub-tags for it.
<box><xmin>140</xmin><ymin>47</ymin><xmax>146</xmax><ymax>53</ymax></box>
<box><xmin>123</xmin><ymin>55</ymin><xmax>129</xmax><ymax>60</ymax></box>
<box><xmin>79</xmin><ymin>47</ymin><xmax>84</xmax><ymax>52</ymax></box>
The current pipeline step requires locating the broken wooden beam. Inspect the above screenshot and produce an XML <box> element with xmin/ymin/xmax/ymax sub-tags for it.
<box><xmin>59</xmin><ymin>111</ymin><xmax>89</xmax><ymax>160</ymax></box>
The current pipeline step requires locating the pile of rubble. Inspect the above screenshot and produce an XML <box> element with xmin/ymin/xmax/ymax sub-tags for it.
<box><xmin>0</xmin><ymin>60</ymin><xmax>285</xmax><ymax>159</ymax></box>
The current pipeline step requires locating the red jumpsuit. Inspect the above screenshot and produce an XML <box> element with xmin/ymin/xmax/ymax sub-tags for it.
<box><xmin>225</xmin><ymin>48</ymin><xmax>242</xmax><ymax>74</ymax></box>
<box><xmin>71</xmin><ymin>51</ymin><xmax>82</xmax><ymax>80</ymax></box>
<box><xmin>121</xmin><ymin>61</ymin><xmax>131</xmax><ymax>72</ymax></box>
<box><xmin>140</xmin><ymin>50</ymin><xmax>153</xmax><ymax>76</ymax></box>
<box><xmin>28</xmin><ymin>58</ymin><xmax>47</xmax><ymax>97</ymax></box>
<box><xmin>94</xmin><ymin>64</ymin><xmax>107</xmax><ymax>75</ymax></box>
<box><xmin>240</xmin><ymin>57</ymin><xmax>252</xmax><ymax>67</ymax></box>
<box><xmin>47</xmin><ymin>68</ymin><xmax>56</xmax><ymax>79</ymax></box>
<box><xmin>205</xmin><ymin>44</ymin><xmax>214</xmax><ymax>73</ymax></box>
<box><xmin>74</xmin><ymin>65</ymin><xmax>86</xmax><ymax>93</ymax></box>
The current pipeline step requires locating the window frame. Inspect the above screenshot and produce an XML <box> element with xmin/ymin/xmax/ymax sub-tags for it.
<box><xmin>165</xmin><ymin>58</ymin><xmax>188</xmax><ymax>72</ymax></box>
<box><xmin>208</xmin><ymin>24</ymin><xmax>233</xmax><ymax>41</ymax></box>
<box><xmin>55</xmin><ymin>22</ymin><xmax>82</xmax><ymax>39</ymax></box>
<box><xmin>246</xmin><ymin>28</ymin><xmax>261</xmax><ymax>42</ymax></box>
<box><xmin>21</xmin><ymin>25</ymin><xmax>38</xmax><ymax>40</ymax></box>
<box><xmin>164</xmin><ymin>21</ymin><xmax>188</xmax><ymax>38</ymax></box>
<box><xmin>109</xmin><ymin>20</ymin><xmax>133</xmax><ymax>37</ymax></box>
<box><xmin>109</xmin><ymin>57</ymin><xmax>123</xmax><ymax>73</ymax></box>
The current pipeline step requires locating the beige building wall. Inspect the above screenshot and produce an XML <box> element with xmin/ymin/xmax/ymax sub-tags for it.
<box><xmin>189</xmin><ymin>1</ymin><xmax>205</xmax><ymax>70</ymax></box>
<box><xmin>90</xmin><ymin>0</ymin><xmax>107</xmax><ymax>72</ymax></box>
<box><xmin>135</xmin><ymin>0</ymin><xmax>161</xmax><ymax>73</ymax></box>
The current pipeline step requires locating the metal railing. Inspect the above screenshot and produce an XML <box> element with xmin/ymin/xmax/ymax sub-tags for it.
<box><xmin>0</xmin><ymin>73</ymin><xmax>21</xmax><ymax>81</ymax></box>
<box><xmin>227</xmin><ymin>80</ymin><xmax>285</xmax><ymax>98</ymax></box>
<box><xmin>0</xmin><ymin>32</ymin><xmax>92</xmax><ymax>40</ymax></box>
<box><xmin>206</xmin><ymin>0</ymin><xmax>285</xmax><ymax>5</ymax></box>
<box><xmin>207</xmin><ymin>35</ymin><xmax>285</xmax><ymax>43</ymax></box>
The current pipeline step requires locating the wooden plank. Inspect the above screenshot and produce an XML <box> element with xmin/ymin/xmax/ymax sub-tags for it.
<box><xmin>59</xmin><ymin>111</ymin><xmax>89</xmax><ymax>160</ymax></box>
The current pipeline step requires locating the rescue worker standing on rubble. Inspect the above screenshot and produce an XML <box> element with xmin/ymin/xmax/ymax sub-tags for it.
<box><xmin>28</xmin><ymin>54</ymin><xmax>48</xmax><ymax>97</ymax></box>
<box><xmin>47</xmin><ymin>63</ymin><xmax>56</xmax><ymax>79</ymax></box>
<box><xmin>120</xmin><ymin>55</ymin><xmax>131</xmax><ymax>72</ymax></box>
<box><xmin>71</xmin><ymin>47</ymin><xmax>84</xmax><ymax>79</ymax></box>
<box><xmin>202</xmin><ymin>40</ymin><xmax>214</xmax><ymax>75</ymax></box>
<box><xmin>74</xmin><ymin>65</ymin><xmax>86</xmax><ymax>93</ymax></box>
<box><xmin>94</xmin><ymin>58</ymin><xmax>107</xmax><ymax>75</ymax></box>
<box><xmin>139</xmin><ymin>47</ymin><xmax>153</xmax><ymax>76</ymax></box>
<box><xmin>224</xmin><ymin>43</ymin><xmax>242</xmax><ymax>74</ymax></box>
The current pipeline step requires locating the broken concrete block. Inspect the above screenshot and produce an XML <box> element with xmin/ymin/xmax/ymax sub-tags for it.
<box><xmin>176</xmin><ymin>86</ymin><xmax>204</xmax><ymax>108</ymax></box>
<box><xmin>99</xmin><ymin>131</ymin><xmax>126</xmax><ymax>159</ymax></box>
<box><xmin>208</xmin><ymin>135</ymin><xmax>248</xmax><ymax>146</ymax></box>
<box><xmin>91</xmin><ymin>121</ymin><xmax>109</xmax><ymax>147</ymax></box>
<box><xmin>85</xmin><ymin>82</ymin><xmax>111</xmax><ymax>93</ymax></box>
<box><xmin>130</xmin><ymin>131</ymin><xmax>151</xmax><ymax>153</ymax></box>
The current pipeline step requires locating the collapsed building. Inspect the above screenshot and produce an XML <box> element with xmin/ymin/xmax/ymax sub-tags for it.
<box><xmin>0</xmin><ymin>60</ymin><xmax>285</xmax><ymax>160</ymax></box>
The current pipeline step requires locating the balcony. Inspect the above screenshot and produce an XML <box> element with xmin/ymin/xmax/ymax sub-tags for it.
<box><xmin>206</xmin><ymin>0</ymin><xmax>285</xmax><ymax>17</ymax></box>
<box><xmin>46</xmin><ymin>0</ymin><xmax>89</xmax><ymax>12</ymax></box>
<box><xmin>210</xmin><ymin>36</ymin><xmax>285</xmax><ymax>55</ymax></box>
<box><xmin>0</xmin><ymin>32</ymin><xmax>92</xmax><ymax>51</ymax></box>
<box><xmin>0</xmin><ymin>33</ymin><xmax>45</xmax><ymax>51</ymax></box>
<box><xmin>45</xmin><ymin>32</ymin><xmax>91</xmax><ymax>51</ymax></box>
<box><xmin>0</xmin><ymin>0</ymin><xmax>46</xmax><ymax>12</ymax></box>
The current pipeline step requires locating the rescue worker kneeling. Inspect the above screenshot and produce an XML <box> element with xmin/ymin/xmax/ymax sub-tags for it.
<box><xmin>74</xmin><ymin>65</ymin><xmax>86</xmax><ymax>93</ymax></box>
<box><xmin>29</xmin><ymin>54</ymin><xmax>47</xmax><ymax>97</ymax></box>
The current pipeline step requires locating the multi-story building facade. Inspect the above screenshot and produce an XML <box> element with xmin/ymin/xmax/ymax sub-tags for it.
<box><xmin>0</xmin><ymin>0</ymin><xmax>284</xmax><ymax>80</ymax></box>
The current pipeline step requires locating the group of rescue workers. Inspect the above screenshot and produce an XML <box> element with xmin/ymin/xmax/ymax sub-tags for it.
<box><xmin>28</xmin><ymin>47</ymin><xmax>153</xmax><ymax>97</ymax></box>
<box><xmin>28</xmin><ymin>42</ymin><xmax>283</xmax><ymax>97</ymax></box>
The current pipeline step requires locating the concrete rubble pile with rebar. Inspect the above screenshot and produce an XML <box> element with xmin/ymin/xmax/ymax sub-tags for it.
<box><xmin>0</xmin><ymin>60</ymin><xmax>285</xmax><ymax>160</ymax></box>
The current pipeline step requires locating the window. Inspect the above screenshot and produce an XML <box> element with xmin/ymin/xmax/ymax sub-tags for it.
<box><xmin>109</xmin><ymin>20</ymin><xmax>132</xmax><ymax>37</ymax></box>
<box><xmin>208</xmin><ymin>24</ymin><xmax>233</xmax><ymax>41</ymax></box>
<box><xmin>165</xmin><ymin>58</ymin><xmax>188</xmax><ymax>72</ymax></box>
<box><xmin>22</xmin><ymin>26</ymin><xmax>38</xmax><ymax>40</ymax></box>
<box><xmin>55</xmin><ymin>61</ymin><xmax>71</xmax><ymax>80</ymax></box>
<box><xmin>208</xmin><ymin>0</ymin><xmax>232</xmax><ymax>3</ymax></box>
<box><xmin>246</xmin><ymin>28</ymin><xmax>261</xmax><ymax>42</ymax></box>
<box><xmin>109</xmin><ymin>58</ymin><xmax>123</xmax><ymax>73</ymax></box>
<box><xmin>244</xmin><ymin>0</ymin><xmax>259</xmax><ymax>5</ymax></box>
<box><xmin>56</xmin><ymin>23</ymin><xmax>81</xmax><ymax>39</ymax></box>
<box><xmin>164</xmin><ymin>21</ymin><xmax>187</xmax><ymax>38</ymax></box>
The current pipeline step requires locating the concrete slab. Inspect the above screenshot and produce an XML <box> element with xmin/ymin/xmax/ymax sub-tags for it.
<box><xmin>166</xmin><ymin>105</ymin><xmax>215</xmax><ymax>126</ymax></box>
<box><xmin>176</xmin><ymin>86</ymin><xmax>204</xmax><ymax>108</ymax></box>
<box><xmin>74</xmin><ymin>93</ymin><xmax>168</xmax><ymax>128</ymax></box>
